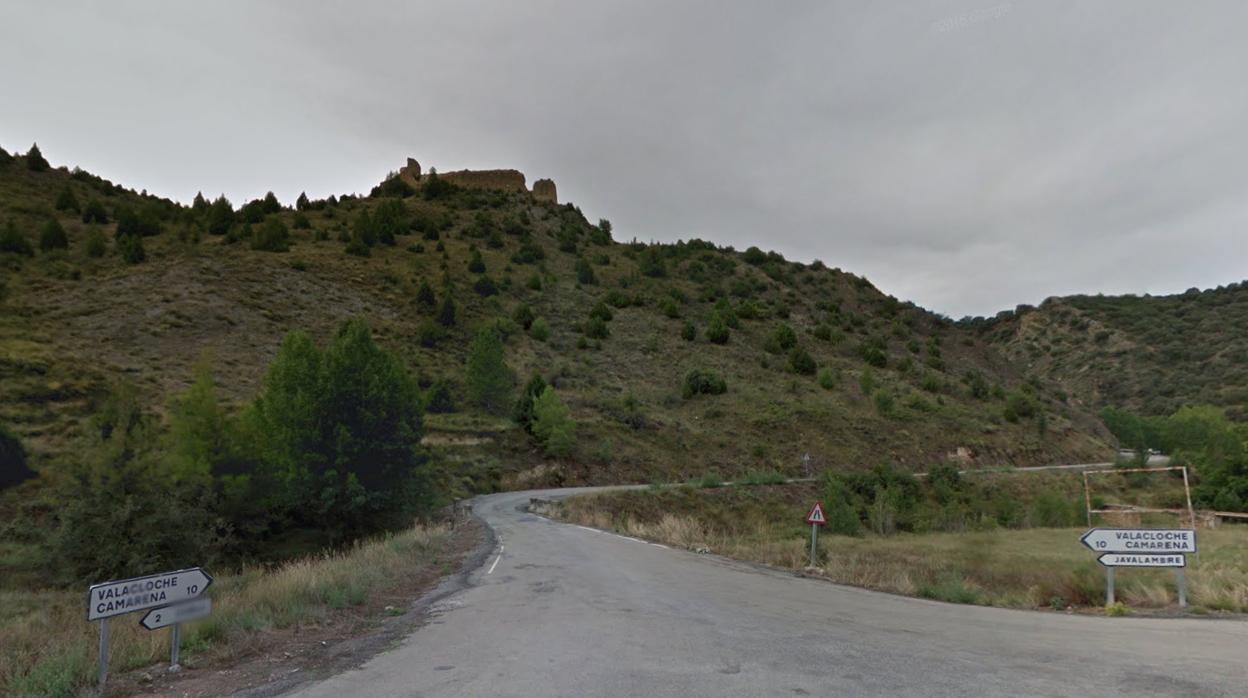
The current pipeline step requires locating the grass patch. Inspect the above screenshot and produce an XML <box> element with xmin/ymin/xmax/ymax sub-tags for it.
<box><xmin>1</xmin><ymin>522</ymin><xmax>461</xmax><ymax>696</ymax></box>
<box><xmin>556</xmin><ymin>488</ymin><xmax>1248</xmax><ymax>612</ymax></box>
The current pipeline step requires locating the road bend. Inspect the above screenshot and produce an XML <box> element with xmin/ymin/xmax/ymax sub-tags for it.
<box><xmin>290</xmin><ymin>487</ymin><xmax>1246</xmax><ymax>697</ymax></box>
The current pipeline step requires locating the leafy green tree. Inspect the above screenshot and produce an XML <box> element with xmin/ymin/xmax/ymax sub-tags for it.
<box><xmin>531</xmin><ymin>386</ymin><xmax>576</xmax><ymax>457</ymax></box>
<box><xmin>437</xmin><ymin>295</ymin><xmax>457</xmax><ymax>327</ymax></box>
<box><xmin>416</xmin><ymin>280</ymin><xmax>437</xmax><ymax>311</ymax></box>
<box><xmin>1</xmin><ymin>220</ymin><xmax>34</xmax><ymax>256</ymax></box>
<box><xmin>250</xmin><ymin>321</ymin><xmax>431</xmax><ymax>539</ymax></box>
<box><xmin>25</xmin><ymin>143</ymin><xmax>49</xmax><ymax>171</ymax></box>
<box><xmin>55</xmin><ymin>185</ymin><xmax>80</xmax><ymax>212</ymax></box>
<box><xmin>192</xmin><ymin>191</ymin><xmax>209</xmax><ymax>214</ymax></box>
<box><xmin>822</xmin><ymin>475</ymin><xmax>863</xmax><ymax>536</ymax></box>
<box><xmin>373</xmin><ymin>198</ymin><xmax>407</xmax><ymax>244</ymax></box>
<box><xmin>514</xmin><ymin>372</ymin><xmax>548</xmax><ymax>433</ymax></box>
<box><xmin>50</xmin><ymin>385</ymin><xmax>224</xmax><ymax>581</ymax></box>
<box><xmin>465</xmin><ymin>327</ymin><xmax>512</xmax><ymax>414</ymax></box>
<box><xmin>296</xmin><ymin>192</ymin><xmax>310</xmax><ymax>210</ymax></box>
<box><xmin>206</xmin><ymin>195</ymin><xmax>235</xmax><ymax>235</ymax></box>
<box><xmin>353</xmin><ymin>209</ymin><xmax>377</xmax><ymax>247</ymax></box>
<box><xmin>38</xmin><ymin>218</ymin><xmax>68</xmax><ymax>251</ymax></box>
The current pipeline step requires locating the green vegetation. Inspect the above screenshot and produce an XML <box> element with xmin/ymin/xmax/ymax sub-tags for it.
<box><xmin>557</xmin><ymin>482</ymin><xmax>1248</xmax><ymax>612</ymax></box>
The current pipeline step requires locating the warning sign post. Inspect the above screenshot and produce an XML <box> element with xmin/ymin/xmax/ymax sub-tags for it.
<box><xmin>806</xmin><ymin>502</ymin><xmax>826</xmax><ymax>567</ymax></box>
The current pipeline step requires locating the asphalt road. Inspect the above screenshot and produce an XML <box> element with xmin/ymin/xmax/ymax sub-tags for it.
<box><xmin>291</xmin><ymin>488</ymin><xmax>1247</xmax><ymax>697</ymax></box>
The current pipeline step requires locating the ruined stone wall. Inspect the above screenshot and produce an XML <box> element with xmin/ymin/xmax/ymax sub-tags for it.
<box><xmin>396</xmin><ymin>157</ymin><xmax>554</xmax><ymax>202</ymax></box>
<box><xmin>532</xmin><ymin>178</ymin><xmax>557</xmax><ymax>204</ymax></box>
<box><xmin>437</xmin><ymin>169</ymin><xmax>527</xmax><ymax>193</ymax></box>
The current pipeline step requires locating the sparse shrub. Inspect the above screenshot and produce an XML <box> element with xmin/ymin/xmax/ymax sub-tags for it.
<box><xmin>84</xmin><ymin>228</ymin><xmax>107</xmax><ymax>258</ymax></box>
<box><xmin>416</xmin><ymin>280</ymin><xmax>437</xmax><ymax>311</ymax></box>
<box><xmin>576</xmin><ymin>258</ymin><xmax>596</xmax><ymax>284</ymax></box>
<box><xmin>526</xmin><ymin>273</ymin><xmax>543</xmax><ymax>291</ymax></box>
<box><xmin>637</xmin><ymin>247</ymin><xmax>667</xmax><ymax>277</ymax></box>
<box><xmin>117</xmin><ymin>233</ymin><xmax>146</xmax><ymax>264</ymax></box>
<box><xmin>817</xmin><ymin>367</ymin><xmax>837</xmax><ymax>390</ymax></box>
<box><xmin>0</xmin><ymin>424</ymin><xmax>35</xmax><ymax>490</ymax></box>
<box><xmin>55</xmin><ymin>185</ymin><xmax>79</xmax><ymax>212</ymax></box>
<box><xmin>468</xmin><ymin>248</ymin><xmax>486</xmax><ymax>273</ymax></box>
<box><xmin>512</xmin><ymin>303</ymin><xmax>535</xmax><ymax>330</ymax></box>
<box><xmin>874</xmin><ymin>391</ymin><xmax>896</xmax><ymax>416</ymax></box>
<box><xmin>465</xmin><ymin>327</ymin><xmax>512</xmax><ymax>414</ymax></box>
<box><xmin>1105</xmin><ymin>601</ymin><xmax>1129</xmax><ymax>617</ymax></box>
<box><xmin>660</xmin><ymin>297</ymin><xmax>681</xmax><ymax>318</ymax></box>
<box><xmin>250</xmin><ymin>217</ymin><xmax>290</xmax><ymax>252</ymax></box>
<box><xmin>589</xmin><ymin>301</ymin><xmax>613</xmax><ymax>322</ymax></box>
<box><xmin>788</xmin><ymin>346</ymin><xmax>817</xmax><ymax>375</ymax></box>
<box><xmin>529</xmin><ymin>317</ymin><xmax>550</xmax><ymax>342</ymax></box>
<box><xmin>416</xmin><ymin>319</ymin><xmax>446</xmax><ymax>347</ymax></box>
<box><xmin>705</xmin><ymin>312</ymin><xmax>730</xmax><ymax>344</ymax></box>
<box><xmin>81</xmin><ymin>199</ymin><xmax>109</xmax><ymax>224</ymax></box>
<box><xmin>425</xmin><ymin>380</ymin><xmax>455</xmax><ymax>413</ymax></box>
<box><xmin>584</xmin><ymin>316</ymin><xmax>609</xmax><ymax>339</ymax></box>
<box><xmin>682</xmin><ymin>369</ymin><xmax>727</xmax><ymax>398</ymax></box>
<box><xmin>38</xmin><ymin>218</ymin><xmax>68</xmax><ymax>251</ymax></box>
<box><xmin>680</xmin><ymin>320</ymin><xmax>697</xmax><ymax>341</ymax></box>
<box><xmin>473</xmin><ymin>275</ymin><xmax>499</xmax><ymax>296</ymax></box>
<box><xmin>293</xmin><ymin>212</ymin><xmax>312</xmax><ymax>229</ymax></box>
<box><xmin>742</xmin><ymin>246</ymin><xmax>767</xmax><ymax>265</ymax></box>
<box><xmin>860</xmin><ymin>368</ymin><xmax>876</xmax><ymax>395</ymax></box>
<box><xmin>765</xmin><ymin>323</ymin><xmax>798</xmax><ymax>354</ymax></box>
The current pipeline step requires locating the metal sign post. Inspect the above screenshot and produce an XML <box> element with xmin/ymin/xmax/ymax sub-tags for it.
<box><xmin>1081</xmin><ymin>529</ymin><xmax>1195</xmax><ymax>609</ymax></box>
<box><xmin>87</xmin><ymin>567</ymin><xmax>213</xmax><ymax>688</ymax></box>
<box><xmin>805</xmin><ymin>502</ymin><xmax>826</xmax><ymax>567</ymax></box>
<box><xmin>140</xmin><ymin>597</ymin><xmax>212</xmax><ymax>672</ymax></box>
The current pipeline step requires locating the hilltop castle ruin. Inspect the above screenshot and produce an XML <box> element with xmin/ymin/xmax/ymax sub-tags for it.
<box><xmin>398</xmin><ymin>158</ymin><xmax>557</xmax><ymax>204</ymax></box>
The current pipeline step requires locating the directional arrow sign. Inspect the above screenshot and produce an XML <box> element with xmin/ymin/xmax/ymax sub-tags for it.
<box><xmin>806</xmin><ymin>502</ymin><xmax>827</xmax><ymax>525</ymax></box>
<box><xmin>1098</xmin><ymin>553</ymin><xmax>1186</xmax><ymax>568</ymax></box>
<box><xmin>1079</xmin><ymin>529</ymin><xmax>1196</xmax><ymax>555</ymax></box>
<box><xmin>140</xmin><ymin>598</ymin><xmax>212</xmax><ymax>631</ymax></box>
<box><xmin>86</xmin><ymin>567</ymin><xmax>213</xmax><ymax>621</ymax></box>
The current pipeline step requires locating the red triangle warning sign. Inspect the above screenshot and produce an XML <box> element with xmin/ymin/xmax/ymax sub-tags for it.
<box><xmin>806</xmin><ymin>502</ymin><xmax>826</xmax><ymax>525</ymax></box>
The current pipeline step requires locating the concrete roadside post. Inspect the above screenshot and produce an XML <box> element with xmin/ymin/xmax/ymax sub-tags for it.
<box><xmin>806</xmin><ymin>502</ymin><xmax>827</xmax><ymax>567</ymax></box>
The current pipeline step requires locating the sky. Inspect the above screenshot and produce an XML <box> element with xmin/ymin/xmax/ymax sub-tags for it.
<box><xmin>2</xmin><ymin>1</ymin><xmax>1246</xmax><ymax>317</ymax></box>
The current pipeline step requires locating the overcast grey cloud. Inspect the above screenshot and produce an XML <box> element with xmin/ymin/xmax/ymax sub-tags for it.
<box><xmin>2</xmin><ymin>1</ymin><xmax>1245</xmax><ymax>316</ymax></box>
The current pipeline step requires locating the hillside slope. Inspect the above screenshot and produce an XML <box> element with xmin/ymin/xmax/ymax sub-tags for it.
<box><xmin>0</xmin><ymin>145</ymin><xmax>1114</xmax><ymax>487</ymax></box>
<box><xmin>976</xmin><ymin>286</ymin><xmax>1248</xmax><ymax>420</ymax></box>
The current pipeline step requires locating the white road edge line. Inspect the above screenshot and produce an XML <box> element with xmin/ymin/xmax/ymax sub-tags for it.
<box><xmin>650</xmin><ymin>543</ymin><xmax>670</xmax><ymax>549</ymax></box>
<box><xmin>574</xmin><ymin>525</ymin><xmax>602</xmax><ymax>533</ymax></box>
<box><xmin>487</xmin><ymin>545</ymin><xmax>504</xmax><ymax>575</ymax></box>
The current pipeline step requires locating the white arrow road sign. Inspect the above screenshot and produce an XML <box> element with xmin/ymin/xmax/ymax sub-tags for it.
<box><xmin>1079</xmin><ymin>529</ymin><xmax>1196</xmax><ymax>555</ymax></box>
<box><xmin>140</xmin><ymin>598</ymin><xmax>212</xmax><ymax>630</ymax></box>
<box><xmin>87</xmin><ymin>567</ymin><xmax>213</xmax><ymax>621</ymax></box>
<box><xmin>1098</xmin><ymin>553</ymin><xmax>1186</xmax><ymax>568</ymax></box>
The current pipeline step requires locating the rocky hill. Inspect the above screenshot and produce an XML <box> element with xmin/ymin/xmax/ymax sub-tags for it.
<box><xmin>974</xmin><ymin>285</ymin><xmax>1248</xmax><ymax>421</ymax></box>
<box><xmin>0</xmin><ymin>144</ymin><xmax>1116</xmax><ymax>489</ymax></box>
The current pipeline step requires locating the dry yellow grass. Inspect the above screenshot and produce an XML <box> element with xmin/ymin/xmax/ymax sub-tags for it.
<box><xmin>559</xmin><ymin>494</ymin><xmax>1248</xmax><ymax>613</ymax></box>
<box><xmin>1</xmin><ymin>523</ymin><xmax>455</xmax><ymax>697</ymax></box>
